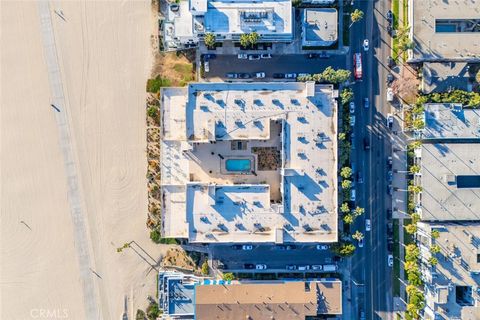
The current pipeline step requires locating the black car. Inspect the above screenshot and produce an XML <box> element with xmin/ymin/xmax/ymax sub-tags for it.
<box><xmin>363</xmin><ymin>137</ymin><xmax>370</xmax><ymax>150</ymax></box>
<box><xmin>203</xmin><ymin>54</ymin><xmax>216</xmax><ymax>60</ymax></box>
<box><xmin>387</xmin><ymin>156</ymin><xmax>393</xmax><ymax>169</ymax></box>
<box><xmin>231</xmin><ymin>244</ymin><xmax>242</xmax><ymax>250</ymax></box>
<box><xmin>387</xmin><ymin>241</ymin><xmax>394</xmax><ymax>253</ymax></box>
<box><xmin>386</xmin><ymin>10</ymin><xmax>393</xmax><ymax>22</ymax></box>
<box><xmin>244</xmin><ymin>263</ymin><xmax>255</xmax><ymax>269</ymax></box>
<box><xmin>238</xmin><ymin>73</ymin><xmax>251</xmax><ymax>79</ymax></box>
<box><xmin>387</xmin><ymin>56</ymin><xmax>395</xmax><ymax>68</ymax></box>
<box><xmin>387</xmin><ymin>73</ymin><xmax>394</xmax><ymax>84</ymax></box>
<box><xmin>387</xmin><ymin>222</ymin><xmax>394</xmax><ymax>235</ymax></box>
<box><xmin>387</xmin><ymin>208</ymin><xmax>392</xmax><ymax>219</ymax></box>
<box><xmin>273</xmin><ymin>73</ymin><xmax>285</xmax><ymax>79</ymax></box>
<box><xmin>387</xmin><ymin>184</ymin><xmax>393</xmax><ymax>195</ymax></box>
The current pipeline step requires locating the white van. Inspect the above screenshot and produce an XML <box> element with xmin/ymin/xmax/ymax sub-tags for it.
<box><xmin>350</xmin><ymin>188</ymin><xmax>356</xmax><ymax>201</ymax></box>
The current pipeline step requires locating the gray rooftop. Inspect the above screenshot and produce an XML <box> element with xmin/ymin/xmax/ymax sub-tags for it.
<box><xmin>410</xmin><ymin>0</ymin><xmax>480</xmax><ymax>61</ymax></box>
<box><xmin>423</xmin><ymin>103</ymin><xmax>480</xmax><ymax>140</ymax></box>
<box><xmin>421</xmin><ymin>62</ymin><xmax>472</xmax><ymax>94</ymax></box>
<box><xmin>419</xmin><ymin>143</ymin><xmax>480</xmax><ymax>221</ymax></box>
<box><xmin>417</xmin><ymin>222</ymin><xmax>480</xmax><ymax>320</ymax></box>
<box><xmin>302</xmin><ymin>8</ymin><xmax>338</xmax><ymax>47</ymax></box>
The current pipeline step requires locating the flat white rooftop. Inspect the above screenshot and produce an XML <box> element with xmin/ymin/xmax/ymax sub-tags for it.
<box><xmin>160</xmin><ymin>82</ymin><xmax>338</xmax><ymax>243</ymax></box>
<box><xmin>419</xmin><ymin>143</ymin><xmax>480</xmax><ymax>221</ymax></box>
<box><xmin>302</xmin><ymin>8</ymin><xmax>338</xmax><ymax>47</ymax></box>
<box><xmin>203</xmin><ymin>0</ymin><xmax>292</xmax><ymax>36</ymax></box>
<box><xmin>423</xmin><ymin>104</ymin><xmax>480</xmax><ymax>140</ymax></box>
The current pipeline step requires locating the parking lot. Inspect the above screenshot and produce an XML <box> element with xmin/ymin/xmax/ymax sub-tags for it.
<box><xmin>210</xmin><ymin>244</ymin><xmax>338</xmax><ymax>272</ymax></box>
<box><xmin>203</xmin><ymin>54</ymin><xmax>346</xmax><ymax>81</ymax></box>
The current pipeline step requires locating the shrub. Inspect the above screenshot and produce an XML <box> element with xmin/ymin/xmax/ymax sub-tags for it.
<box><xmin>146</xmin><ymin>302</ymin><xmax>161</xmax><ymax>320</ymax></box>
<box><xmin>222</xmin><ymin>272</ymin><xmax>235</xmax><ymax>281</ymax></box>
<box><xmin>150</xmin><ymin>230</ymin><xmax>178</xmax><ymax>245</ymax></box>
<box><xmin>431</xmin><ymin>230</ymin><xmax>440</xmax><ymax>239</ymax></box>
<box><xmin>146</xmin><ymin>76</ymin><xmax>171</xmax><ymax>93</ymax></box>
<box><xmin>332</xmin><ymin>241</ymin><xmax>356</xmax><ymax>257</ymax></box>
<box><xmin>136</xmin><ymin>309</ymin><xmax>146</xmax><ymax>320</ymax></box>
<box><xmin>405</xmin><ymin>223</ymin><xmax>417</xmax><ymax>234</ymax></box>
<box><xmin>201</xmin><ymin>261</ymin><xmax>209</xmax><ymax>275</ymax></box>
<box><xmin>340</xmin><ymin>88</ymin><xmax>354</xmax><ymax>105</ymax></box>
<box><xmin>430</xmin><ymin>244</ymin><xmax>441</xmax><ymax>254</ymax></box>
<box><xmin>147</xmin><ymin>106</ymin><xmax>158</xmax><ymax>118</ymax></box>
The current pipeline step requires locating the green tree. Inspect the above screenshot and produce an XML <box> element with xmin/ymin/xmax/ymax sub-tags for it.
<box><xmin>340</xmin><ymin>88</ymin><xmax>354</xmax><ymax>105</ymax></box>
<box><xmin>338</xmin><ymin>132</ymin><xmax>346</xmax><ymax>141</ymax></box>
<box><xmin>412</xmin><ymin>118</ymin><xmax>425</xmax><ymax>130</ymax></box>
<box><xmin>204</xmin><ymin>33</ymin><xmax>216</xmax><ymax>48</ymax></box>
<box><xmin>350</xmin><ymin>9</ymin><xmax>364</xmax><ymax>25</ymax></box>
<box><xmin>239</xmin><ymin>34</ymin><xmax>250</xmax><ymax>47</ymax></box>
<box><xmin>476</xmin><ymin>69</ymin><xmax>480</xmax><ymax>84</ymax></box>
<box><xmin>340</xmin><ymin>167</ymin><xmax>352</xmax><ymax>179</ymax></box>
<box><xmin>343</xmin><ymin>214</ymin><xmax>354</xmax><ymax>225</ymax></box>
<box><xmin>409</xmin><ymin>165</ymin><xmax>420</xmax><ymax>174</ymax></box>
<box><xmin>222</xmin><ymin>272</ymin><xmax>235</xmax><ymax>281</ymax></box>
<box><xmin>428</xmin><ymin>256</ymin><xmax>438</xmax><ymax>266</ymax></box>
<box><xmin>248</xmin><ymin>32</ymin><xmax>259</xmax><ymax>45</ymax></box>
<box><xmin>407</xmin><ymin>270</ymin><xmax>423</xmax><ymax>286</ymax></box>
<box><xmin>341</xmin><ymin>179</ymin><xmax>352</xmax><ymax>189</ymax></box>
<box><xmin>352</xmin><ymin>230</ymin><xmax>364</xmax><ymax>241</ymax></box>
<box><xmin>353</xmin><ymin>206</ymin><xmax>365</xmax><ymax>217</ymax></box>
<box><xmin>405</xmin><ymin>223</ymin><xmax>417</xmax><ymax>234</ymax></box>
<box><xmin>340</xmin><ymin>202</ymin><xmax>350</xmax><ymax>214</ymax></box>
<box><xmin>332</xmin><ymin>241</ymin><xmax>356</xmax><ymax>257</ymax></box>
<box><xmin>409</xmin><ymin>140</ymin><xmax>422</xmax><ymax>150</ymax></box>
<box><xmin>408</xmin><ymin>185</ymin><xmax>423</xmax><ymax>194</ymax></box>
<box><xmin>430</xmin><ymin>244</ymin><xmax>441</xmax><ymax>254</ymax></box>
<box><xmin>146</xmin><ymin>302</ymin><xmax>161</xmax><ymax>320</ymax></box>
<box><xmin>431</xmin><ymin>229</ymin><xmax>440</xmax><ymax>239</ymax></box>
<box><xmin>201</xmin><ymin>261</ymin><xmax>209</xmax><ymax>275</ymax></box>
<box><xmin>335</xmin><ymin>69</ymin><xmax>352</xmax><ymax>83</ymax></box>
<box><xmin>404</xmin><ymin>261</ymin><xmax>418</xmax><ymax>273</ymax></box>
<box><xmin>405</xmin><ymin>244</ymin><xmax>420</xmax><ymax>262</ymax></box>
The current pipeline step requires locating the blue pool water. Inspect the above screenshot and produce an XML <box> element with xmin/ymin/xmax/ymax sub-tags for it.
<box><xmin>436</xmin><ymin>24</ymin><xmax>456</xmax><ymax>32</ymax></box>
<box><xmin>226</xmin><ymin>159</ymin><xmax>251</xmax><ymax>172</ymax></box>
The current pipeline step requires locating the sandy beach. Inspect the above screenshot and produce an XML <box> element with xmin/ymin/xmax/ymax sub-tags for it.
<box><xmin>1</xmin><ymin>1</ymin><xmax>162</xmax><ymax>319</ymax></box>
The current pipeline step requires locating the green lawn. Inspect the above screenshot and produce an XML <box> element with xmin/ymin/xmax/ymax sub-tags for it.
<box><xmin>391</xmin><ymin>0</ymin><xmax>400</xmax><ymax>60</ymax></box>
<box><xmin>393</xmin><ymin>219</ymin><xmax>400</xmax><ymax>296</ymax></box>
<box><xmin>402</xmin><ymin>0</ymin><xmax>409</xmax><ymax>60</ymax></box>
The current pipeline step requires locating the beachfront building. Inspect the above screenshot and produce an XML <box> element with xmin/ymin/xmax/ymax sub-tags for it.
<box><xmin>408</xmin><ymin>0</ymin><xmax>480</xmax><ymax>62</ymax></box>
<box><xmin>158</xmin><ymin>271</ymin><xmax>342</xmax><ymax>319</ymax></box>
<box><xmin>160</xmin><ymin>82</ymin><xmax>338</xmax><ymax>244</ymax></box>
<box><xmin>416</xmin><ymin>222</ymin><xmax>480</xmax><ymax>320</ymax></box>
<box><xmin>162</xmin><ymin>0</ymin><xmax>293</xmax><ymax>50</ymax></box>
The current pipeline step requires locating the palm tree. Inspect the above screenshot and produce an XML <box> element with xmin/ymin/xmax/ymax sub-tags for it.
<box><xmin>350</xmin><ymin>9</ymin><xmax>364</xmax><ymax>27</ymax></box>
<box><xmin>340</xmin><ymin>167</ymin><xmax>352</xmax><ymax>179</ymax></box>
<box><xmin>239</xmin><ymin>34</ymin><xmax>250</xmax><ymax>48</ymax></box>
<box><xmin>409</xmin><ymin>165</ymin><xmax>420</xmax><ymax>174</ymax></box>
<box><xmin>405</xmin><ymin>223</ymin><xmax>417</xmax><ymax>234</ymax></box>
<box><xmin>204</xmin><ymin>33</ymin><xmax>216</xmax><ymax>48</ymax></box>
<box><xmin>341</xmin><ymin>179</ymin><xmax>352</xmax><ymax>189</ymax></box>
<box><xmin>352</xmin><ymin>230</ymin><xmax>364</xmax><ymax>241</ymax></box>
<box><xmin>408</xmin><ymin>185</ymin><xmax>422</xmax><ymax>194</ymax></box>
<box><xmin>353</xmin><ymin>206</ymin><xmax>365</xmax><ymax>217</ymax></box>
<box><xmin>340</xmin><ymin>202</ymin><xmax>350</xmax><ymax>213</ymax></box>
<box><xmin>343</xmin><ymin>214</ymin><xmax>354</xmax><ymax>225</ymax></box>
<box><xmin>248</xmin><ymin>32</ymin><xmax>259</xmax><ymax>45</ymax></box>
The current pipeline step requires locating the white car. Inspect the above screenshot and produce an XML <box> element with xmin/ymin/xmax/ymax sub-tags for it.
<box><xmin>255</xmin><ymin>72</ymin><xmax>266</xmax><ymax>79</ymax></box>
<box><xmin>350</xmin><ymin>115</ymin><xmax>356</xmax><ymax>126</ymax></box>
<box><xmin>350</xmin><ymin>188</ymin><xmax>356</xmax><ymax>201</ymax></box>
<box><xmin>298</xmin><ymin>265</ymin><xmax>310</xmax><ymax>271</ymax></box>
<box><xmin>256</xmin><ymin>264</ymin><xmax>267</xmax><ymax>270</ymax></box>
<box><xmin>387</xmin><ymin>88</ymin><xmax>394</xmax><ymax>101</ymax></box>
<box><xmin>242</xmin><ymin>244</ymin><xmax>253</xmax><ymax>250</ymax></box>
<box><xmin>316</xmin><ymin>244</ymin><xmax>330</xmax><ymax>250</ymax></box>
<box><xmin>363</xmin><ymin>39</ymin><xmax>369</xmax><ymax>51</ymax></box>
<box><xmin>312</xmin><ymin>265</ymin><xmax>323</xmax><ymax>271</ymax></box>
<box><xmin>358</xmin><ymin>237</ymin><xmax>364</xmax><ymax>248</ymax></box>
<box><xmin>349</xmin><ymin>101</ymin><xmax>355</xmax><ymax>114</ymax></box>
<box><xmin>386</xmin><ymin>113</ymin><xmax>394</xmax><ymax>129</ymax></box>
<box><xmin>237</xmin><ymin>53</ymin><xmax>248</xmax><ymax>59</ymax></box>
<box><xmin>365</xmin><ymin>219</ymin><xmax>371</xmax><ymax>231</ymax></box>
<box><xmin>204</xmin><ymin>61</ymin><xmax>210</xmax><ymax>73</ymax></box>
<box><xmin>388</xmin><ymin>254</ymin><xmax>394</xmax><ymax>267</ymax></box>
<box><xmin>260</xmin><ymin>53</ymin><xmax>272</xmax><ymax>59</ymax></box>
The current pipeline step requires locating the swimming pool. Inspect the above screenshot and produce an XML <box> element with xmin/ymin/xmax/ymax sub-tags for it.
<box><xmin>225</xmin><ymin>159</ymin><xmax>251</xmax><ymax>172</ymax></box>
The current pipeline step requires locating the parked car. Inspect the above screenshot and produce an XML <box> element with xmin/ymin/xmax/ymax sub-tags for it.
<box><xmin>316</xmin><ymin>244</ymin><xmax>330</xmax><ymax>250</ymax></box>
<box><xmin>387</xmin><ymin>208</ymin><xmax>392</xmax><ymax>219</ymax></box>
<box><xmin>349</xmin><ymin>101</ymin><xmax>355</xmax><ymax>114</ymax></box>
<box><xmin>359</xmin><ymin>310</ymin><xmax>366</xmax><ymax>320</ymax></box>
<box><xmin>388</xmin><ymin>254</ymin><xmax>394</xmax><ymax>267</ymax></box>
<box><xmin>350</xmin><ymin>115</ymin><xmax>356</xmax><ymax>126</ymax></box>
<box><xmin>298</xmin><ymin>265</ymin><xmax>310</xmax><ymax>271</ymax></box>
<box><xmin>231</xmin><ymin>245</ymin><xmax>242</xmax><ymax>250</ymax></box>
<box><xmin>312</xmin><ymin>265</ymin><xmax>323</xmax><ymax>271</ymax></box>
<box><xmin>204</xmin><ymin>61</ymin><xmax>210</xmax><ymax>72</ymax></box>
<box><xmin>256</xmin><ymin>264</ymin><xmax>267</xmax><ymax>270</ymax></box>
<box><xmin>319</xmin><ymin>51</ymin><xmax>330</xmax><ymax>58</ymax></box>
<box><xmin>203</xmin><ymin>54</ymin><xmax>216</xmax><ymax>60</ymax></box>
<box><xmin>358</xmin><ymin>237</ymin><xmax>364</xmax><ymax>248</ymax></box>
<box><xmin>237</xmin><ymin>53</ymin><xmax>248</xmax><ymax>59</ymax></box>
<box><xmin>387</xmin><ymin>24</ymin><xmax>393</xmax><ymax>36</ymax></box>
<box><xmin>387</xmin><ymin>184</ymin><xmax>393</xmax><ymax>195</ymax></box>
<box><xmin>277</xmin><ymin>244</ymin><xmax>296</xmax><ymax>250</ymax></box>
<box><xmin>387</xmin><ymin>241</ymin><xmax>394</xmax><ymax>253</ymax></box>
<box><xmin>239</xmin><ymin>73</ymin><xmax>251</xmax><ymax>79</ymax></box>
<box><xmin>364</xmin><ymin>97</ymin><xmax>369</xmax><ymax>109</ymax></box>
<box><xmin>248</xmin><ymin>54</ymin><xmax>261</xmax><ymax>60</ymax></box>
<box><xmin>260</xmin><ymin>53</ymin><xmax>272</xmax><ymax>59</ymax></box>
<box><xmin>350</xmin><ymin>132</ymin><xmax>356</xmax><ymax>150</ymax></box>
<box><xmin>170</xmin><ymin>4</ymin><xmax>180</xmax><ymax>11</ymax></box>
<box><xmin>285</xmin><ymin>73</ymin><xmax>297</xmax><ymax>79</ymax></box>
<box><xmin>386</xmin><ymin>113</ymin><xmax>394</xmax><ymax>128</ymax></box>
<box><xmin>286</xmin><ymin>265</ymin><xmax>297</xmax><ymax>270</ymax></box>
<box><xmin>298</xmin><ymin>73</ymin><xmax>310</xmax><ymax>78</ymax></box>
<box><xmin>387</xmin><ymin>73</ymin><xmax>394</xmax><ymax>84</ymax></box>
<box><xmin>387</xmin><ymin>170</ymin><xmax>393</xmax><ymax>182</ymax></box>
<box><xmin>363</xmin><ymin>39</ymin><xmax>369</xmax><ymax>51</ymax></box>
<box><xmin>254</xmin><ymin>72</ymin><xmax>266</xmax><ymax>79</ymax></box>
<box><xmin>273</xmin><ymin>73</ymin><xmax>285</xmax><ymax>79</ymax></box>
<box><xmin>365</xmin><ymin>219</ymin><xmax>371</xmax><ymax>231</ymax></box>
<box><xmin>387</xmin><ymin>56</ymin><xmax>395</xmax><ymax>68</ymax></box>
<box><xmin>387</xmin><ymin>88</ymin><xmax>394</xmax><ymax>101</ymax></box>
<box><xmin>357</xmin><ymin>171</ymin><xmax>363</xmax><ymax>184</ymax></box>
<box><xmin>387</xmin><ymin>222</ymin><xmax>394</xmax><ymax>237</ymax></box>
<box><xmin>244</xmin><ymin>263</ymin><xmax>255</xmax><ymax>269</ymax></box>
<box><xmin>242</xmin><ymin>244</ymin><xmax>253</xmax><ymax>250</ymax></box>
<box><xmin>350</xmin><ymin>188</ymin><xmax>356</xmax><ymax>201</ymax></box>
<box><xmin>226</xmin><ymin>73</ymin><xmax>238</xmax><ymax>79</ymax></box>
<box><xmin>387</xmin><ymin>156</ymin><xmax>393</xmax><ymax>169</ymax></box>
<box><xmin>386</xmin><ymin>10</ymin><xmax>393</xmax><ymax>23</ymax></box>
<box><xmin>363</xmin><ymin>137</ymin><xmax>370</xmax><ymax>150</ymax></box>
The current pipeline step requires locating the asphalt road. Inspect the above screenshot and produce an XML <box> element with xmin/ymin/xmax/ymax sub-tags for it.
<box><xmin>211</xmin><ymin>244</ymin><xmax>335</xmax><ymax>271</ymax></box>
<box><xmin>348</xmin><ymin>0</ymin><xmax>395</xmax><ymax>319</ymax></box>
<box><xmin>204</xmin><ymin>54</ymin><xmax>346</xmax><ymax>80</ymax></box>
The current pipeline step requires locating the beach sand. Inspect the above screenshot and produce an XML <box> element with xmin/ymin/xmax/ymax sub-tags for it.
<box><xmin>1</xmin><ymin>1</ymin><xmax>164</xmax><ymax>319</ymax></box>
